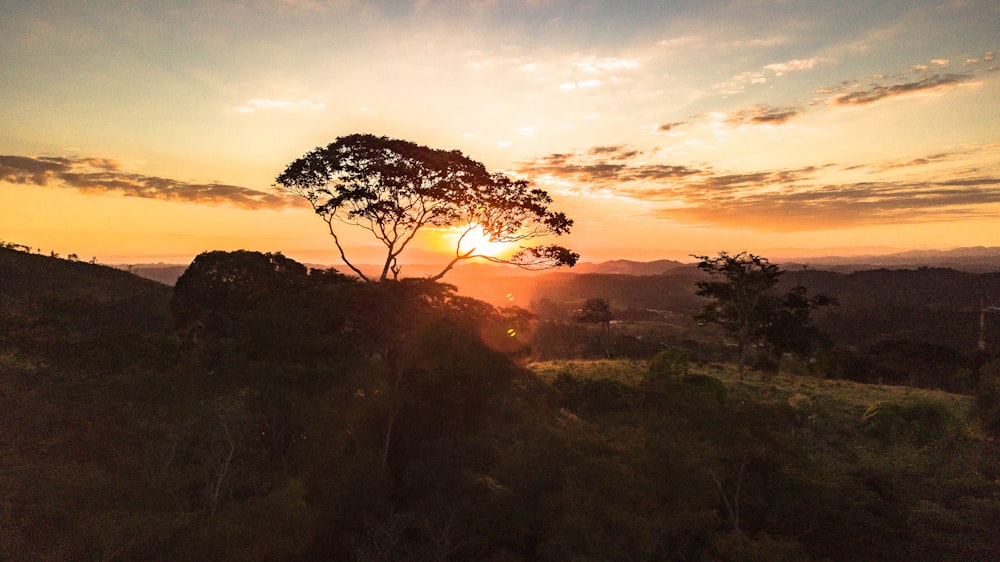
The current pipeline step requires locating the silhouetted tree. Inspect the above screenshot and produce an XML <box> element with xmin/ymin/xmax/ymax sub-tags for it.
<box><xmin>693</xmin><ymin>251</ymin><xmax>833</xmax><ymax>377</ymax></box>
<box><xmin>578</xmin><ymin>297</ymin><xmax>613</xmax><ymax>358</ymax></box>
<box><xmin>758</xmin><ymin>285</ymin><xmax>836</xmax><ymax>366</ymax></box>
<box><xmin>693</xmin><ymin>252</ymin><xmax>782</xmax><ymax>377</ymax></box>
<box><xmin>171</xmin><ymin>250</ymin><xmax>350</xmax><ymax>345</ymax></box>
<box><xmin>274</xmin><ymin>134</ymin><xmax>578</xmax><ymax>282</ymax></box>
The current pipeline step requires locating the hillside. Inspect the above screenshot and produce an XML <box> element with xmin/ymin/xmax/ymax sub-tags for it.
<box><xmin>528</xmin><ymin>358</ymin><xmax>1000</xmax><ymax>561</ymax></box>
<box><xmin>0</xmin><ymin>247</ymin><xmax>174</xmax><ymax>369</ymax></box>
<box><xmin>3</xmin><ymin>247</ymin><xmax>1000</xmax><ymax>560</ymax></box>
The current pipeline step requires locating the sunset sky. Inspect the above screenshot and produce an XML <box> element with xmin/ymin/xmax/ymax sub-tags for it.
<box><xmin>2</xmin><ymin>0</ymin><xmax>998</xmax><ymax>266</ymax></box>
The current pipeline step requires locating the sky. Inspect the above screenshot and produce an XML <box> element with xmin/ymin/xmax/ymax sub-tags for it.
<box><xmin>1</xmin><ymin>0</ymin><xmax>998</xmax><ymax>266</ymax></box>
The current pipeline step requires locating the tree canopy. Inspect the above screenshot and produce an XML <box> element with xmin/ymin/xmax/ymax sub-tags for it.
<box><xmin>577</xmin><ymin>297</ymin><xmax>614</xmax><ymax>358</ymax></box>
<box><xmin>274</xmin><ymin>134</ymin><xmax>578</xmax><ymax>282</ymax></box>
<box><xmin>693</xmin><ymin>251</ymin><xmax>834</xmax><ymax>376</ymax></box>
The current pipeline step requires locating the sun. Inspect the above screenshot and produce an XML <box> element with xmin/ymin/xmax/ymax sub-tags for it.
<box><xmin>447</xmin><ymin>225</ymin><xmax>517</xmax><ymax>258</ymax></box>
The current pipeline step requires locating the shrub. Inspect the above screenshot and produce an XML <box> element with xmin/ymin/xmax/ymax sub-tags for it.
<box><xmin>861</xmin><ymin>399</ymin><xmax>959</xmax><ymax>445</ymax></box>
<box><xmin>976</xmin><ymin>359</ymin><xmax>1000</xmax><ymax>435</ymax></box>
<box><xmin>553</xmin><ymin>373</ymin><xmax>629</xmax><ymax>415</ymax></box>
<box><xmin>901</xmin><ymin>399</ymin><xmax>959</xmax><ymax>445</ymax></box>
<box><xmin>681</xmin><ymin>373</ymin><xmax>728</xmax><ymax>404</ymax></box>
<box><xmin>861</xmin><ymin>401</ymin><xmax>909</xmax><ymax>442</ymax></box>
<box><xmin>647</xmin><ymin>347</ymin><xmax>689</xmax><ymax>380</ymax></box>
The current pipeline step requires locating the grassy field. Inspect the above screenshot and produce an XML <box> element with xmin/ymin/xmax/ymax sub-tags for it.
<box><xmin>531</xmin><ymin>358</ymin><xmax>981</xmax><ymax>434</ymax></box>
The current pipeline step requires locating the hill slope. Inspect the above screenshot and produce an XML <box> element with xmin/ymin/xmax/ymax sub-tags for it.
<box><xmin>1</xmin><ymin>247</ymin><xmax>174</xmax><ymax>368</ymax></box>
<box><xmin>2</xmin><ymin>247</ymin><xmax>999</xmax><ymax>560</ymax></box>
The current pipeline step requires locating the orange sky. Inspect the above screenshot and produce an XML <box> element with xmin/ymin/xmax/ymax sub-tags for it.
<box><xmin>2</xmin><ymin>1</ymin><xmax>998</xmax><ymax>267</ymax></box>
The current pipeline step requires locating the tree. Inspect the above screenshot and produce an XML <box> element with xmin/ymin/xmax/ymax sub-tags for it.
<box><xmin>170</xmin><ymin>250</ymin><xmax>351</xmax><ymax>346</ymax></box>
<box><xmin>578</xmin><ymin>297</ymin><xmax>613</xmax><ymax>358</ymax></box>
<box><xmin>692</xmin><ymin>251</ymin><xmax>833</xmax><ymax>377</ymax></box>
<box><xmin>758</xmin><ymin>285</ymin><xmax>836</xmax><ymax>366</ymax></box>
<box><xmin>274</xmin><ymin>134</ymin><xmax>578</xmax><ymax>282</ymax></box>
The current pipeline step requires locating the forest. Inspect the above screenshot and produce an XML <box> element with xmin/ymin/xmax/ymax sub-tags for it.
<box><xmin>2</xmin><ymin>244</ymin><xmax>1000</xmax><ymax>561</ymax></box>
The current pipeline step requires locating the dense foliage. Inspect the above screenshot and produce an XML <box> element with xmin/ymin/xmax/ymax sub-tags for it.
<box><xmin>692</xmin><ymin>252</ymin><xmax>835</xmax><ymax>377</ymax></box>
<box><xmin>524</xmin><ymin>266</ymin><xmax>1000</xmax><ymax>391</ymax></box>
<box><xmin>3</xmin><ymin>247</ymin><xmax>999</xmax><ymax>560</ymax></box>
<box><xmin>274</xmin><ymin>134</ymin><xmax>577</xmax><ymax>282</ymax></box>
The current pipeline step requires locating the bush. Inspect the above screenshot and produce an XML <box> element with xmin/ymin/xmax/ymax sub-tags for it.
<box><xmin>682</xmin><ymin>373</ymin><xmax>728</xmax><ymax>404</ymax></box>
<box><xmin>553</xmin><ymin>373</ymin><xmax>630</xmax><ymax>415</ymax></box>
<box><xmin>862</xmin><ymin>399</ymin><xmax>959</xmax><ymax>445</ymax></box>
<box><xmin>976</xmin><ymin>359</ymin><xmax>1000</xmax><ymax>435</ymax></box>
<box><xmin>861</xmin><ymin>401</ymin><xmax>908</xmax><ymax>441</ymax></box>
<box><xmin>647</xmin><ymin>347</ymin><xmax>689</xmax><ymax>381</ymax></box>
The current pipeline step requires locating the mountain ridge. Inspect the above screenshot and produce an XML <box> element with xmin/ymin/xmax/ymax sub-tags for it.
<box><xmin>114</xmin><ymin>245</ymin><xmax>1000</xmax><ymax>286</ymax></box>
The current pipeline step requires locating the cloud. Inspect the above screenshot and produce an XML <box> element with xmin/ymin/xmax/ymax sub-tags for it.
<box><xmin>715</xmin><ymin>57</ymin><xmax>819</xmax><ymax>94</ymax></box>
<box><xmin>724</xmin><ymin>105</ymin><xmax>802</xmax><ymax>126</ymax></box>
<box><xmin>517</xmin><ymin>146</ymin><xmax>1000</xmax><ymax>231</ymax></box>
<box><xmin>555</xmin><ymin>54</ymin><xmax>640</xmax><ymax>91</ymax></box>
<box><xmin>233</xmin><ymin>98</ymin><xmax>326</xmax><ymax>113</ymax></box>
<box><xmin>571</xmin><ymin>56</ymin><xmax>640</xmax><ymax>73</ymax></box>
<box><xmin>586</xmin><ymin>145</ymin><xmax>642</xmax><ymax>160</ymax></box>
<box><xmin>518</xmin><ymin>149</ymin><xmax>703</xmax><ymax>190</ymax></box>
<box><xmin>560</xmin><ymin>79</ymin><xmax>602</xmax><ymax>90</ymax></box>
<box><xmin>0</xmin><ymin>155</ymin><xmax>301</xmax><ymax>210</ymax></box>
<box><xmin>830</xmin><ymin>73</ymin><xmax>970</xmax><ymax>106</ymax></box>
<box><xmin>652</xmin><ymin>175</ymin><xmax>1000</xmax><ymax>231</ymax></box>
<box><xmin>655</xmin><ymin>121</ymin><xmax>688</xmax><ymax>134</ymax></box>
<box><xmin>763</xmin><ymin>58</ymin><xmax>819</xmax><ymax>75</ymax></box>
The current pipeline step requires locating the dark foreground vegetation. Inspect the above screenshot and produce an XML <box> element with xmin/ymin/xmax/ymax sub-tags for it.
<box><xmin>3</xmin><ymin>246</ymin><xmax>1000</xmax><ymax>561</ymax></box>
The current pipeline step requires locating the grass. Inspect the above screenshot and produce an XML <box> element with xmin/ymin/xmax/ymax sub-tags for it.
<box><xmin>529</xmin><ymin>358</ymin><xmax>980</xmax><ymax>433</ymax></box>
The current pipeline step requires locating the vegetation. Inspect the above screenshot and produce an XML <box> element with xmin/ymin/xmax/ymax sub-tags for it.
<box><xmin>274</xmin><ymin>134</ymin><xmax>578</xmax><ymax>282</ymax></box>
<box><xmin>576</xmin><ymin>297</ymin><xmax>614</xmax><ymax>358</ymax></box>
<box><xmin>693</xmin><ymin>251</ymin><xmax>835</xmax><ymax>377</ymax></box>
<box><xmin>3</xmin><ymin>245</ymin><xmax>1000</xmax><ymax>560</ymax></box>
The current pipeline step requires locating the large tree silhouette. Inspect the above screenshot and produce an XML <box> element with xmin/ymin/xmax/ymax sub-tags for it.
<box><xmin>693</xmin><ymin>251</ymin><xmax>833</xmax><ymax>377</ymax></box>
<box><xmin>275</xmin><ymin>134</ymin><xmax>578</xmax><ymax>282</ymax></box>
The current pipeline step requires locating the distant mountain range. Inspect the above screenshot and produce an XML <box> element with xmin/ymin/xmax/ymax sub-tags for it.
<box><xmin>570</xmin><ymin>259</ymin><xmax>687</xmax><ymax>275</ymax></box>
<box><xmin>782</xmin><ymin>246</ymin><xmax>1000</xmax><ymax>273</ymax></box>
<box><xmin>117</xmin><ymin>246</ymin><xmax>1000</xmax><ymax>286</ymax></box>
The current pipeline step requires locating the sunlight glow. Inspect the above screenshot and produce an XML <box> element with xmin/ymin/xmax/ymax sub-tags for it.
<box><xmin>445</xmin><ymin>225</ymin><xmax>518</xmax><ymax>259</ymax></box>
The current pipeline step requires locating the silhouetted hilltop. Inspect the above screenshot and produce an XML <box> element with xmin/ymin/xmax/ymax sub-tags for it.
<box><xmin>0</xmin><ymin>246</ymin><xmax>174</xmax><ymax>373</ymax></box>
<box><xmin>0</xmin><ymin>245</ymin><xmax>173</xmax><ymax>308</ymax></box>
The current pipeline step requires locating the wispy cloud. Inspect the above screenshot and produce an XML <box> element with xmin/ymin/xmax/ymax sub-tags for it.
<box><xmin>763</xmin><ymin>58</ymin><xmax>819</xmax><ymax>75</ymax></box>
<box><xmin>233</xmin><ymin>98</ymin><xmax>326</xmax><ymax>113</ymax></box>
<box><xmin>572</xmin><ymin>56</ymin><xmax>640</xmax><ymax>73</ymax></box>
<box><xmin>555</xmin><ymin>54</ymin><xmax>640</xmax><ymax>91</ymax></box>
<box><xmin>654</xmin><ymin>121</ymin><xmax>689</xmax><ymax>134</ymax></box>
<box><xmin>518</xmin><ymin>146</ymin><xmax>1000</xmax><ymax>230</ymax></box>
<box><xmin>963</xmin><ymin>51</ymin><xmax>995</xmax><ymax>66</ymax></box>
<box><xmin>829</xmin><ymin>73</ymin><xmax>971</xmax><ymax>106</ymax></box>
<box><xmin>559</xmin><ymin>79</ymin><xmax>602</xmax><ymax>91</ymax></box>
<box><xmin>678</xmin><ymin>55</ymin><xmax>989</xmax><ymax>133</ymax></box>
<box><xmin>724</xmin><ymin>105</ymin><xmax>802</xmax><ymax>126</ymax></box>
<box><xmin>715</xmin><ymin>57</ymin><xmax>820</xmax><ymax>95</ymax></box>
<box><xmin>0</xmin><ymin>155</ymin><xmax>301</xmax><ymax>210</ymax></box>
<box><xmin>650</xmin><ymin>176</ymin><xmax>1000</xmax><ymax>230</ymax></box>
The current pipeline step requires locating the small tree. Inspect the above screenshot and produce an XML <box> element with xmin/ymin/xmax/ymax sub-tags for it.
<box><xmin>693</xmin><ymin>252</ymin><xmax>782</xmax><ymax>378</ymax></box>
<box><xmin>578</xmin><ymin>298</ymin><xmax>613</xmax><ymax>358</ymax></box>
<box><xmin>759</xmin><ymin>285</ymin><xmax>836</xmax><ymax>364</ymax></box>
<box><xmin>275</xmin><ymin>134</ymin><xmax>578</xmax><ymax>282</ymax></box>
<box><xmin>692</xmin><ymin>251</ymin><xmax>832</xmax><ymax>378</ymax></box>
